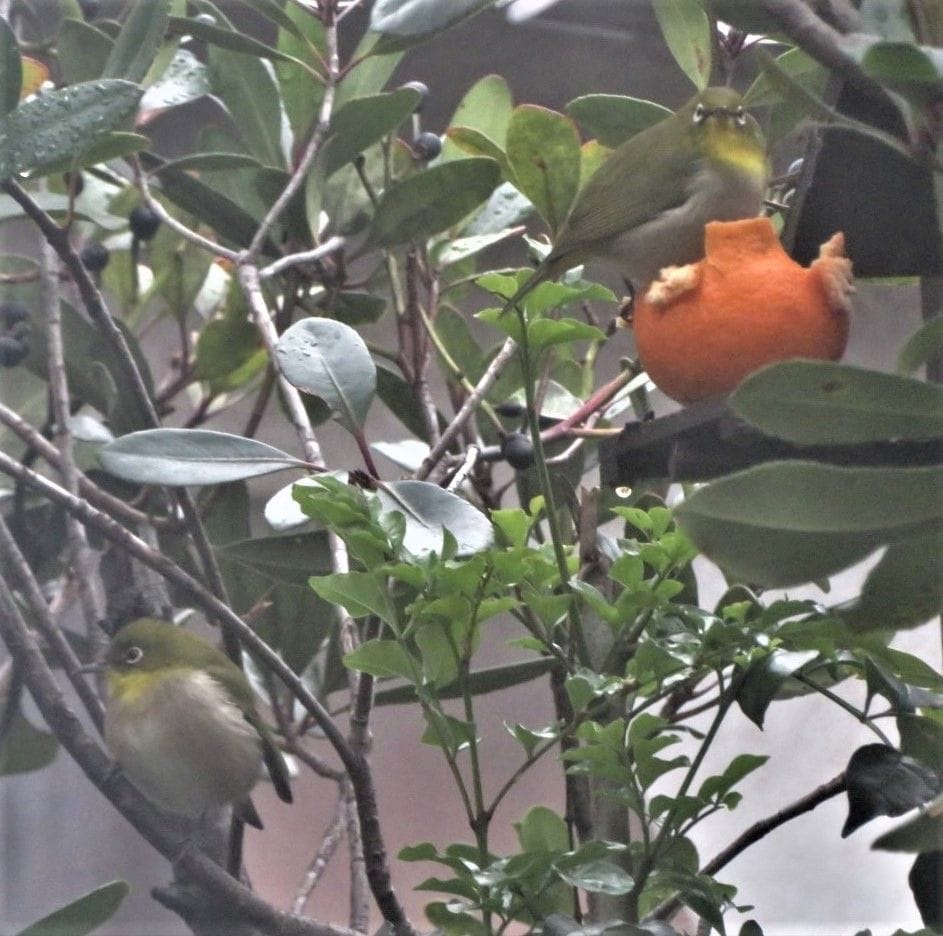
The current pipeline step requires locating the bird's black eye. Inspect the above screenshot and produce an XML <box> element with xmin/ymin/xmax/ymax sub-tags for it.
<box><xmin>735</xmin><ymin>106</ymin><xmax>747</xmax><ymax>127</ymax></box>
<box><xmin>693</xmin><ymin>104</ymin><xmax>707</xmax><ymax>124</ymax></box>
<box><xmin>123</xmin><ymin>646</ymin><xmax>144</xmax><ymax>665</ymax></box>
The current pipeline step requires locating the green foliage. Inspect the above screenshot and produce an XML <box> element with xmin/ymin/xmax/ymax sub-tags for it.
<box><xmin>0</xmin><ymin>4</ymin><xmax>940</xmax><ymax>934</ymax></box>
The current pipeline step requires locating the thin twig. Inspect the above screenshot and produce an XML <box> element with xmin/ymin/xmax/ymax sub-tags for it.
<box><xmin>260</xmin><ymin>238</ymin><xmax>346</xmax><ymax>279</ymax></box>
<box><xmin>291</xmin><ymin>791</ymin><xmax>348</xmax><ymax>915</ymax></box>
<box><xmin>416</xmin><ymin>336</ymin><xmax>518</xmax><ymax>480</ymax></box>
<box><xmin>446</xmin><ymin>444</ymin><xmax>479</xmax><ymax>492</ymax></box>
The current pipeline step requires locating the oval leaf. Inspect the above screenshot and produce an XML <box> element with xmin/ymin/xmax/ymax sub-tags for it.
<box><xmin>377</xmin><ymin>480</ymin><xmax>494</xmax><ymax>557</ymax></box>
<box><xmin>99</xmin><ymin>429</ymin><xmax>306</xmax><ymax>485</ymax></box>
<box><xmin>731</xmin><ymin>360</ymin><xmax>943</xmax><ymax>444</ymax></box>
<box><xmin>652</xmin><ymin>0</ymin><xmax>713</xmax><ymax>90</ymax></box>
<box><xmin>102</xmin><ymin>0</ymin><xmax>169</xmax><ymax>83</ymax></box>
<box><xmin>506</xmin><ymin>105</ymin><xmax>582</xmax><ymax>235</ymax></box>
<box><xmin>276</xmin><ymin>318</ymin><xmax>376</xmax><ymax>432</ymax></box>
<box><xmin>16</xmin><ymin>881</ymin><xmax>130</xmax><ymax>936</ymax></box>
<box><xmin>0</xmin><ymin>80</ymin><xmax>142</xmax><ymax>179</ymax></box>
<box><xmin>369</xmin><ymin>156</ymin><xmax>501</xmax><ymax>246</ymax></box>
<box><xmin>675</xmin><ymin>462</ymin><xmax>943</xmax><ymax>586</ymax></box>
<box><xmin>370</xmin><ymin>0</ymin><xmax>496</xmax><ymax>41</ymax></box>
<box><xmin>566</xmin><ymin>94</ymin><xmax>671</xmax><ymax>148</ymax></box>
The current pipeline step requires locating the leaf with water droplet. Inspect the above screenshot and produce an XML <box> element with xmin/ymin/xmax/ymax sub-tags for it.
<box><xmin>0</xmin><ymin>79</ymin><xmax>142</xmax><ymax>179</ymax></box>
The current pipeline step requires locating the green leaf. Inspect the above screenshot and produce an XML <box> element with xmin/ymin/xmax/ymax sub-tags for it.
<box><xmin>310</xmin><ymin>571</ymin><xmax>396</xmax><ymax>622</ymax></box>
<box><xmin>442</xmin><ymin>73</ymin><xmax>512</xmax><ymax>160</ymax></box>
<box><xmin>140</xmin><ymin>49</ymin><xmax>210</xmax><ymax>114</ymax></box>
<box><xmin>377</xmin><ymin>480</ymin><xmax>494</xmax><ymax>557</ymax></box>
<box><xmin>57</xmin><ymin>19</ymin><xmax>114</xmax><ymax>85</ymax></box>
<box><xmin>24</xmin><ymin>302</ymin><xmax>154</xmax><ymax>436</ymax></box>
<box><xmin>344</xmin><ymin>638</ymin><xmax>418</xmax><ymax>681</ymax></box>
<box><xmin>527</xmin><ymin>317</ymin><xmax>606</xmax><ymax>351</ymax></box>
<box><xmin>897</xmin><ymin>315</ymin><xmax>943</xmax><ymax>375</ymax></box>
<box><xmin>566</xmin><ymin>94</ymin><xmax>670</xmax><ymax>148</ymax></box>
<box><xmin>101</xmin><ymin>0</ymin><xmax>169</xmax><ymax>83</ymax></box>
<box><xmin>731</xmin><ymin>360</ymin><xmax>943</xmax><ymax>444</ymax></box>
<box><xmin>516</xmin><ymin>805</ymin><xmax>569</xmax><ymax>854</ymax></box>
<box><xmin>36</xmin><ymin>131</ymin><xmax>150</xmax><ymax>176</ymax></box>
<box><xmin>505</xmin><ymin>105</ymin><xmax>582</xmax><ymax>235</ymax></box>
<box><xmin>369</xmin><ymin>0</ymin><xmax>497</xmax><ymax>47</ymax></box>
<box><xmin>167</xmin><ymin>13</ymin><xmax>306</xmax><ymax>69</ymax></box>
<box><xmin>323</xmin><ymin>88</ymin><xmax>422</xmax><ymax>176</ymax></box>
<box><xmin>99</xmin><ymin>429</ymin><xmax>306</xmax><ymax>485</ymax></box>
<box><xmin>275</xmin><ymin>318</ymin><xmax>376</xmax><ymax>433</ymax></box>
<box><xmin>0</xmin><ymin>16</ymin><xmax>22</xmax><ymax>116</ymax></box>
<box><xmin>0</xmin><ymin>80</ymin><xmax>142</xmax><ymax>179</ymax></box>
<box><xmin>276</xmin><ymin>1</ymin><xmax>326</xmax><ymax>138</ymax></box>
<box><xmin>554</xmin><ymin>858</ymin><xmax>634</xmax><ymax>896</ymax></box>
<box><xmin>375</xmin><ymin>364</ymin><xmax>435</xmax><ymax>442</ymax></box>
<box><xmin>675</xmin><ymin>462</ymin><xmax>943</xmax><ymax>587</ymax></box>
<box><xmin>736</xmin><ymin>649</ymin><xmax>819</xmax><ymax>728</ymax></box>
<box><xmin>859</xmin><ymin>40</ymin><xmax>942</xmax><ymax>101</ymax></box>
<box><xmin>369</xmin><ymin>156</ymin><xmax>501</xmax><ymax>246</ymax></box>
<box><xmin>0</xmin><ymin>710</ymin><xmax>58</xmax><ymax>775</ymax></box>
<box><xmin>15</xmin><ymin>881</ymin><xmax>129</xmax><ymax>936</ymax></box>
<box><xmin>840</xmin><ymin>526</ymin><xmax>943</xmax><ymax>631</ymax></box>
<box><xmin>652</xmin><ymin>0</ymin><xmax>713</xmax><ymax>91</ymax></box>
<box><xmin>872</xmin><ymin>790</ymin><xmax>943</xmax><ymax>852</ymax></box>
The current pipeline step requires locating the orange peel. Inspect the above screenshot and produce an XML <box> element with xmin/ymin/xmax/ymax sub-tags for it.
<box><xmin>630</xmin><ymin>217</ymin><xmax>854</xmax><ymax>403</ymax></box>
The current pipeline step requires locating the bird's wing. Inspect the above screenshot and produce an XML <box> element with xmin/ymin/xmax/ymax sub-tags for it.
<box><xmin>550</xmin><ymin>119</ymin><xmax>695</xmax><ymax>264</ymax></box>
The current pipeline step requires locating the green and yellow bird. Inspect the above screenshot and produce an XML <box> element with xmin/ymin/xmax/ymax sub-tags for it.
<box><xmin>509</xmin><ymin>85</ymin><xmax>767</xmax><ymax>305</ymax></box>
<box><xmin>96</xmin><ymin>618</ymin><xmax>292</xmax><ymax>828</ymax></box>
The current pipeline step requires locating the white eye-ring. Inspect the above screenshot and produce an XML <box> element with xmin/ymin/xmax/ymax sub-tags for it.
<box><xmin>734</xmin><ymin>107</ymin><xmax>747</xmax><ymax>126</ymax></box>
<box><xmin>693</xmin><ymin>103</ymin><xmax>707</xmax><ymax>124</ymax></box>
<box><xmin>123</xmin><ymin>646</ymin><xmax>144</xmax><ymax>665</ymax></box>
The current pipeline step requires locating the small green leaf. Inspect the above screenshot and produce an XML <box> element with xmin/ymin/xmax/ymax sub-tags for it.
<box><xmin>101</xmin><ymin>0</ymin><xmax>169</xmax><ymax>83</ymax></box>
<box><xmin>731</xmin><ymin>360</ymin><xmax>943</xmax><ymax>444</ymax></box>
<box><xmin>276</xmin><ymin>318</ymin><xmax>376</xmax><ymax>433</ymax></box>
<box><xmin>897</xmin><ymin>315</ymin><xmax>943</xmax><ymax>375</ymax></box>
<box><xmin>310</xmin><ymin>571</ymin><xmax>396</xmax><ymax>622</ymax></box>
<box><xmin>369</xmin><ymin>156</ymin><xmax>501</xmax><ymax>246</ymax></box>
<box><xmin>99</xmin><ymin>429</ymin><xmax>306</xmax><ymax>485</ymax></box>
<box><xmin>0</xmin><ymin>80</ymin><xmax>142</xmax><ymax>180</ymax></box>
<box><xmin>736</xmin><ymin>649</ymin><xmax>819</xmax><ymax>728</ymax></box>
<box><xmin>442</xmin><ymin>73</ymin><xmax>512</xmax><ymax>160</ymax></box>
<box><xmin>344</xmin><ymin>638</ymin><xmax>418</xmax><ymax>680</ymax></box>
<box><xmin>527</xmin><ymin>317</ymin><xmax>606</xmax><ymax>351</ymax></box>
<box><xmin>516</xmin><ymin>805</ymin><xmax>569</xmax><ymax>854</ymax></box>
<box><xmin>652</xmin><ymin>0</ymin><xmax>713</xmax><ymax>90</ymax></box>
<box><xmin>554</xmin><ymin>858</ymin><xmax>634</xmax><ymax>896</ymax></box>
<box><xmin>505</xmin><ymin>105</ymin><xmax>582</xmax><ymax>235</ymax></box>
<box><xmin>0</xmin><ymin>16</ymin><xmax>22</xmax><ymax>116</ymax></box>
<box><xmin>566</xmin><ymin>94</ymin><xmax>670</xmax><ymax>148</ymax></box>
<box><xmin>16</xmin><ymin>881</ymin><xmax>129</xmax><ymax>936</ymax></box>
<box><xmin>323</xmin><ymin>88</ymin><xmax>421</xmax><ymax>176</ymax></box>
<box><xmin>167</xmin><ymin>13</ymin><xmax>307</xmax><ymax>69</ymax></box>
<box><xmin>0</xmin><ymin>710</ymin><xmax>58</xmax><ymax>775</ymax></box>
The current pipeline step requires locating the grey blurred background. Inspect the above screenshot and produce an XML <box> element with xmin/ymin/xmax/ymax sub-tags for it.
<box><xmin>0</xmin><ymin>1</ymin><xmax>937</xmax><ymax>934</ymax></box>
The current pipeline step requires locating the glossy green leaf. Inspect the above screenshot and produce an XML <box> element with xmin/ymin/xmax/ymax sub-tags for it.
<box><xmin>858</xmin><ymin>40</ymin><xmax>942</xmax><ymax>98</ymax></box>
<box><xmin>527</xmin><ymin>317</ymin><xmax>606</xmax><ymax>351</ymax></box>
<box><xmin>312</xmin><ymin>572</ymin><xmax>397</xmax><ymax>622</ymax></box>
<box><xmin>676</xmin><ymin>462</ymin><xmax>943</xmax><ymax>586</ymax></box>
<box><xmin>840</xmin><ymin>525</ymin><xmax>943</xmax><ymax>631</ymax></box>
<box><xmin>276</xmin><ymin>318</ymin><xmax>376</xmax><ymax>432</ymax></box>
<box><xmin>566</xmin><ymin>94</ymin><xmax>670</xmax><ymax>148</ymax></box>
<box><xmin>140</xmin><ymin>48</ymin><xmax>210</xmax><ymax>112</ymax></box>
<box><xmin>377</xmin><ymin>480</ymin><xmax>494</xmax><ymax>557</ymax></box>
<box><xmin>167</xmin><ymin>14</ymin><xmax>304</xmax><ymax>69</ymax></box>
<box><xmin>194</xmin><ymin>315</ymin><xmax>265</xmax><ymax>394</ymax></box>
<box><xmin>322</xmin><ymin>88</ymin><xmax>421</xmax><ymax>176</ymax></box>
<box><xmin>99</xmin><ymin>429</ymin><xmax>306</xmax><ymax>485</ymax></box>
<box><xmin>554</xmin><ymin>858</ymin><xmax>634</xmax><ymax>896</ymax></box>
<box><xmin>16</xmin><ymin>881</ymin><xmax>129</xmax><ymax>936</ymax></box>
<box><xmin>731</xmin><ymin>360</ymin><xmax>943</xmax><ymax>444</ymax></box>
<box><xmin>369</xmin><ymin>0</ymin><xmax>496</xmax><ymax>45</ymax></box>
<box><xmin>443</xmin><ymin>73</ymin><xmax>512</xmax><ymax>158</ymax></box>
<box><xmin>517</xmin><ymin>804</ymin><xmax>569</xmax><ymax>854</ymax></box>
<box><xmin>369</xmin><ymin>156</ymin><xmax>501</xmax><ymax>246</ymax></box>
<box><xmin>736</xmin><ymin>649</ymin><xmax>822</xmax><ymax>727</ymax></box>
<box><xmin>37</xmin><ymin>131</ymin><xmax>149</xmax><ymax>176</ymax></box>
<box><xmin>0</xmin><ymin>16</ymin><xmax>22</xmax><ymax>116</ymax></box>
<box><xmin>276</xmin><ymin>2</ymin><xmax>326</xmax><ymax>138</ymax></box>
<box><xmin>898</xmin><ymin>315</ymin><xmax>943</xmax><ymax>375</ymax></box>
<box><xmin>445</xmin><ymin>126</ymin><xmax>513</xmax><ymax>180</ymax></box>
<box><xmin>376</xmin><ymin>363</ymin><xmax>434</xmax><ymax>442</ymax></box>
<box><xmin>57</xmin><ymin>19</ymin><xmax>114</xmax><ymax>85</ymax></box>
<box><xmin>0</xmin><ymin>80</ymin><xmax>142</xmax><ymax>180</ymax></box>
<box><xmin>344</xmin><ymin>639</ymin><xmax>418</xmax><ymax>681</ymax></box>
<box><xmin>101</xmin><ymin>0</ymin><xmax>169</xmax><ymax>82</ymax></box>
<box><xmin>0</xmin><ymin>710</ymin><xmax>58</xmax><ymax>776</ymax></box>
<box><xmin>505</xmin><ymin>105</ymin><xmax>581</xmax><ymax>235</ymax></box>
<box><xmin>652</xmin><ymin>0</ymin><xmax>713</xmax><ymax>91</ymax></box>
